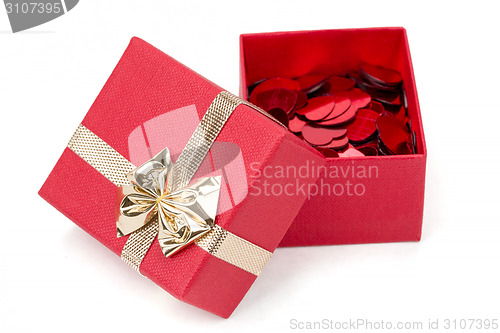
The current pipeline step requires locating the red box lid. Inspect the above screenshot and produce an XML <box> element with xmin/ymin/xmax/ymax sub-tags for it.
<box><xmin>39</xmin><ymin>37</ymin><xmax>324</xmax><ymax>318</ymax></box>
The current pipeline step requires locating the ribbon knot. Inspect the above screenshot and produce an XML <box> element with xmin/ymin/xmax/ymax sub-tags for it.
<box><xmin>117</xmin><ymin>147</ymin><xmax>221</xmax><ymax>257</ymax></box>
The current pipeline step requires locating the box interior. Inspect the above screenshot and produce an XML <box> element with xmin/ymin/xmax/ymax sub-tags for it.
<box><xmin>240</xmin><ymin>27</ymin><xmax>426</xmax><ymax>156</ymax></box>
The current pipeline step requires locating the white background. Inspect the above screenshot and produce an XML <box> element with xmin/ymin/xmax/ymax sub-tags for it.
<box><xmin>1</xmin><ymin>1</ymin><xmax>499</xmax><ymax>332</ymax></box>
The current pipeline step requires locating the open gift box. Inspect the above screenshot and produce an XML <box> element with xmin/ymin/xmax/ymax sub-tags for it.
<box><xmin>39</xmin><ymin>37</ymin><xmax>325</xmax><ymax>318</ymax></box>
<box><xmin>239</xmin><ymin>27</ymin><xmax>427</xmax><ymax>247</ymax></box>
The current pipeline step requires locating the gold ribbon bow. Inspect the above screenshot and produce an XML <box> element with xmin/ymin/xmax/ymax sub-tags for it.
<box><xmin>117</xmin><ymin>148</ymin><xmax>221</xmax><ymax>257</ymax></box>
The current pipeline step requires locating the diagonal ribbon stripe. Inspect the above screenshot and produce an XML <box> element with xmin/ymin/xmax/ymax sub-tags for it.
<box><xmin>67</xmin><ymin>124</ymin><xmax>134</xmax><ymax>186</ymax></box>
<box><xmin>67</xmin><ymin>91</ymin><xmax>274</xmax><ymax>276</ymax></box>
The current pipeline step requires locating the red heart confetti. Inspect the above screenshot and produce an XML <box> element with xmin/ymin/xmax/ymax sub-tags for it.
<box><xmin>249</xmin><ymin>77</ymin><xmax>300</xmax><ymax>104</ymax></box>
<box><xmin>325</xmin><ymin>76</ymin><xmax>356</xmax><ymax>94</ymax></box>
<box><xmin>357</xmin><ymin>145</ymin><xmax>379</xmax><ymax>156</ymax></box>
<box><xmin>303</xmin><ymin>96</ymin><xmax>337</xmax><ymax>121</ymax></box>
<box><xmin>318</xmin><ymin>104</ymin><xmax>357</xmax><ymax>126</ymax></box>
<box><xmin>321</xmin><ymin>96</ymin><xmax>351</xmax><ymax>121</ymax></box>
<box><xmin>295</xmin><ymin>74</ymin><xmax>328</xmax><ymax>94</ymax></box>
<box><xmin>302</xmin><ymin>125</ymin><xmax>346</xmax><ymax>146</ymax></box>
<box><xmin>248</xmin><ymin>64</ymin><xmax>415</xmax><ymax>158</ymax></box>
<box><xmin>376</xmin><ymin>116</ymin><xmax>411</xmax><ymax>155</ymax></box>
<box><xmin>288</xmin><ymin>115</ymin><xmax>307</xmax><ymax>133</ymax></box>
<box><xmin>367</xmin><ymin>101</ymin><xmax>385</xmax><ymax>114</ymax></box>
<box><xmin>333</xmin><ymin>88</ymin><xmax>371</xmax><ymax>109</ymax></box>
<box><xmin>254</xmin><ymin>88</ymin><xmax>298</xmax><ymax>114</ymax></box>
<box><xmin>267</xmin><ymin>108</ymin><xmax>290</xmax><ymax>127</ymax></box>
<box><xmin>294</xmin><ymin>90</ymin><xmax>309</xmax><ymax>111</ymax></box>
<box><xmin>345</xmin><ymin>108</ymin><xmax>379</xmax><ymax>143</ymax></box>
<box><xmin>317</xmin><ymin>136</ymin><xmax>349</xmax><ymax>150</ymax></box>
<box><xmin>296</xmin><ymin>96</ymin><xmax>335</xmax><ymax>116</ymax></box>
<box><xmin>315</xmin><ymin>147</ymin><xmax>340</xmax><ymax>158</ymax></box>
<box><xmin>360</xmin><ymin>63</ymin><xmax>403</xmax><ymax>87</ymax></box>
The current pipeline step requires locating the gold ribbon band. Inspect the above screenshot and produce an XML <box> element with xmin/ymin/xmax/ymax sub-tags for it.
<box><xmin>196</xmin><ymin>225</ymin><xmax>272</xmax><ymax>276</ymax></box>
<box><xmin>67</xmin><ymin>124</ymin><xmax>134</xmax><ymax>187</ymax></box>
<box><xmin>172</xmin><ymin>91</ymin><xmax>283</xmax><ymax>190</ymax></box>
<box><xmin>67</xmin><ymin>91</ymin><xmax>273</xmax><ymax>276</ymax></box>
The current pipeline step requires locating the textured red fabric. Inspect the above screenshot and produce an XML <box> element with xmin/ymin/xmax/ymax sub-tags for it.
<box><xmin>39</xmin><ymin>37</ymin><xmax>323</xmax><ymax>318</ymax></box>
<box><xmin>239</xmin><ymin>28</ymin><xmax>427</xmax><ymax>247</ymax></box>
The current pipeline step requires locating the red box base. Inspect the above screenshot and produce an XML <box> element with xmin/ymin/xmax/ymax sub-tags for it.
<box><xmin>239</xmin><ymin>27</ymin><xmax>427</xmax><ymax>246</ymax></box>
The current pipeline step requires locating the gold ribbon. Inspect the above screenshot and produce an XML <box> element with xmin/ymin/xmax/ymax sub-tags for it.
<box><xmin>68</xmin><ymin>91</ymin><xmax>277</xmax><ymax>276</ymax></box>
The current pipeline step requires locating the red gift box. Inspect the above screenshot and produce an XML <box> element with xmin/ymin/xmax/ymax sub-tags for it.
<box><xmin>239</xmin><ymin>27</ymin><xmax>427</xmax><ymax>246</ymax></box>
<box><xmin>39</xmin><ymin>37</ymin><xmax>324</xmax><ymax>318</ymax></box>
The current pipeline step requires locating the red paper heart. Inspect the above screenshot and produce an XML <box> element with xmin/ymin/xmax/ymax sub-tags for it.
<box><xmin>317</xmin><ymin>136</ymin><xmax>349</xmax><ymax>150</ymax></box>
<box><xmin>254</xmin><ymin>88</ymin><xmax>298</xmax><ymax>114</ymax></box>
<box><xmin>267</xmin><ymin>108</ymin><xmax>289</xmax><ymax>127</ymax></box>
<box><xmin>302</xmin><ymin>125</ymin><xmax>347</xmax><ymax>146</ymax></box>
<box><xmin>367</xmin><ymin>101</ymin><xmax>385</xmax><ymax>114</ymax></box>
<box><xmin>295</xmin><ymin>74</ymin><xmax>328</xmax><ymax>94</ymax></box>
<box><xmin>376</xmin><ymin>116</ymin><xmax>411</xmax><ymax>155</ymax></box>
<box><xmin>296</xmin><ymin>96</ymin><xmax>335</xmax><ymax>117</ymax></box>
<box><xmin>325</xmin><ymin>76</ymin><xmax>356</xmax><ymax>93</ymax></box>
<box><xmin>333</xmin><ymin>88</ymin><xmax>371</xmax><ymax>109</ymax></box>
<box><xmin>315</xmin><ymin>147</ymin><xmax>339</xmax><ymax>158</ymax></box>
<box><xmin>249</xmin><ymin>77</ymin><xmax>301</xmax><ymax>104</ymax></box>
<box><xmin>288</xmin><ymin>115</ymin><xmax>307</xmax><ymax>133</ymax></box>
<box><xmin>321</xmin><ymin>96</ymin><xmax>351</xmax><ymax>121</ymax></box>
<box><xmin>303</xmin><ymin>96</ymin><xmax>337</xmax><ymax>121</ymax></box>
<box><xmin>360</xmin><ymin>63</ymin><xmax>402</xmax><ymax>87</ymax></box>
<box><xmin>345</xmin><ymin>108</ymin><xmax>379</xmax><ymax>143</ymax></box>
<box><xmin>317</xmin><ymin>104</ymin><xmax>358</xmax><ymax>126</ymax></box>
<box><xmin>293</xmin><ymin>90</ymin><xmax>309</xmax><ymax>111</ymax></box>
